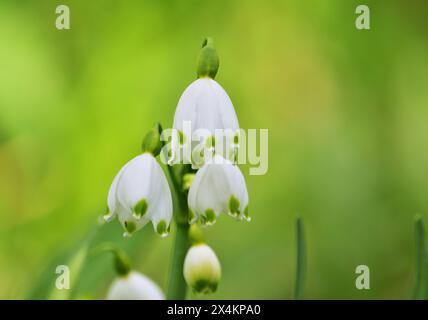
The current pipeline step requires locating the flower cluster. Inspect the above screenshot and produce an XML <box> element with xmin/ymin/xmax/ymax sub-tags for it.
<box><xmin>103</xmin><ymin>38</ymin><xmax>249</xmax><ymax>298</ymax></box>
<box><xmin>105</xmin><ymin>38</ymin><xmax>249</xmax><ymax>236</ymax></box>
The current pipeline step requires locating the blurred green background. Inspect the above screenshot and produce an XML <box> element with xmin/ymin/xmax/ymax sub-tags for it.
<box><xmin>1</xmin><ymin>0</ymin><xmax>428</xmax><ymax>299</ymax></box>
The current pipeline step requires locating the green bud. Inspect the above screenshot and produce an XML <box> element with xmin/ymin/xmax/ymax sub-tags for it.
<box><xmin>197</xmin><ymin>37</ymin><xmax>219</xmax><ymax>79</ymax></box>
<box><xmin>188</xmin><ymin>224</ymin><xmax>204</xmax><ymax>245</ymax></box>
<box><xmin>141</xmin><ymin>123</ymin><xmax>163</xmax><ymax>156</ymax></box>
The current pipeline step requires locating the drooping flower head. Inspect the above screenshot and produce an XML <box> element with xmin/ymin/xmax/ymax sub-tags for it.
<box><xmin>170</xmin><ymin>38</ymin><xmax>240</xmax><ymax>168</ymax></box>
<box><xmin>188</xmin><ymin>155</ymin><xmax>249</xmax><ymax>225</ymax></box>
<box><xmin>105</xmin><ymin>153</ymin><xmax>172</xmax><ymax>237</ymax></box>
<box><xmin>104</xmin><ymin>125</ymin><xmax>172</xmax><ymax>237</ymax></box>
<box><xmin>101</xmin><ymin>246</ymin><xmax>165</xmax><ymax>300</ymax></box>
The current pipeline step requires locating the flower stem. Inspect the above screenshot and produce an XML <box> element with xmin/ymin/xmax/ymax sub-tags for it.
<box><xmin>166</xmin><ymin>163</ymin><xmax>191</xmax><ymax>299</ymax></box>
<box><xmin>414</xmin><ymin>215</ymin><xmax>426</xmax><ymax>300</ymax></box>
<box><xmin>294</xmin><ymin>216</ymin><xmax>306</xmax><ymax>300</ymax></box>
<box><xmin>160</xmin><ymin>124</ymin><xmax>192</xmax><ymax>299</ymax></box>
<box><xmin>167</xmin><ymin>220</ymin><xmax>189</xmax><ymax>299</ymax></box>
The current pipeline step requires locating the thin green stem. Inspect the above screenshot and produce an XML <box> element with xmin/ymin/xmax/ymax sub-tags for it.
<box><xmin>167</xmin><ymin>221</ymin><xmax>189</xmax><ymax>299</ymax></box>
<box><xmin>166</xmin><ymin>162</ymin><xmax>181</xmax><ymax>197</ymax></box>
<box><xmin>294</xmin><ymin>216</ymin><xmax>306</xmax><ymax>300</ymax></box>
<box><xmin>166</xmin><ymin>163</ymin><xmax>191</xmax><ymax>299</ymax></box>
<box><xmin>414</xmin><ymin>215</ymin><xmax>426</xmax><ymax>300</ymax></box>
<box><xmin>160</xmin><ymin>124</ymin><xmax>192</xmax><ymax>299</ymax></box>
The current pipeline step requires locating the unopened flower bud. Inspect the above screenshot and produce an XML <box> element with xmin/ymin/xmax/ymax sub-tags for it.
<box><xmin>141</xmin><ymin>123</ymin><xmax>163</xmax><ymax>157</ymax></box>
<box><xmin>197</xmin><ymin>37</ymin><xmax>219</xmax><ymax>79</ymax></box>
<box><xmin>183</xmin><ymin>243</ymin><xmax>221</xmax><ymax>294</ymax></box>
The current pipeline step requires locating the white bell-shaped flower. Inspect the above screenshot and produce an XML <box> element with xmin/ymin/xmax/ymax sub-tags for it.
<box><xmin>107</xmin><ymin>271</ymin><xmax>165</xmax><ymax>300</ymax></box>
<box><xmin>188</xmin><ymin>155</ymin><xmax>249</xmax><ymax>225</ymax></box>
<box><xmin>105</xmin><ymin>153</ymin><xmax>172</xmax><ymax>237</ymax></box>
<box><xmin>173</xmin><ymin>78</ymin><xmax>239</xmax><ymax>133</ymax></box>
<box><xmin>170</xmin><ymin>78</ymin><xmax>240</xmax><ymax>167</ymax></box>
<box><xmin>183</xmin><ymin>243</ymin><xmax>221</xmax><ymax>294</ymax></box>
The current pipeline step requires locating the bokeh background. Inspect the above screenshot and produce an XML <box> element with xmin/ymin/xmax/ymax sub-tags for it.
<box><xmin>1</xmin><ymin>0</ymin><xmax>428</xmax><ymax>299</ymax></box>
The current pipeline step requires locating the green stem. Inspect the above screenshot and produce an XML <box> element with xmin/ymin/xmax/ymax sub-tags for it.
<box><xmin>166</xmin><ymin>163</ymin><xmax>191</xmax><ymax>299</ymax></box>
<box><xmin>160</xmin><ymin>124</ymin><xmax>192</xmax><ymax>299</ymax></box>
<box><xmin>294</xmin><ymin>216</ymin><xmax>306</xmax><ymax>300</ymax></box>
<box><xmin>167</xmin><ymin>221</ymin><xmax>190</xmax><ymax>299</ymax></box>
<box><xmin>414</xmin><ymin>215</ymin><xmax>426</xmax><ymax>300</ymax></box>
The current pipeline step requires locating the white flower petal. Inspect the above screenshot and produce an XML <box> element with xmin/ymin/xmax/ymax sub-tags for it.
<box><xmin>116</xmin><ymin>154</ymin><xmax>156</xmax><ymax>214</ymax></box>
<box><xmin>172</xmin><ymin>78</ymin><xmax>239</xmax><ymax>166</ymax></box>
<box><xmin>105</xmin><ymin>162</ymin><xmax>129</xmax><ymax>222</ymax></box>
<box><xmin>210</xmin><ymin>80</ymin><xmax>239</xmax><ymax>130</ymax></box>
<box><xmin>188</xmin><ymin>163</ymin><xmax>223</xmax><ymax>224</ymax></box>
<box><xmin>107</xmin><ymin>271</ymin><xmax>165</xmax><ymax>300</ymax></box>
<box><xmin>148</xmin><ymin>163</ymin><xmax>173</xmax><ymax>237</ymax></box>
